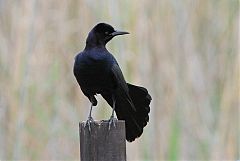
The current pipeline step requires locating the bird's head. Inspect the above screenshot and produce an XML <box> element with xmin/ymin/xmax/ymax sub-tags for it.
<box><xmin>85</xmin><ymin>23</ymin><xmax>129</xmax><ymax>48</ymax></box>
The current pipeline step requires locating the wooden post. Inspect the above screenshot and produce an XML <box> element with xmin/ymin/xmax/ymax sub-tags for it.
<box><xmin>79</xmin><ymin>120</ymin><xmax>126</xmax><ymax>161</ymax></box>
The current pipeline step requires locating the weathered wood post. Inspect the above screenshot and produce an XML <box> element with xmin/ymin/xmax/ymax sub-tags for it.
<box><xmin>79</xmin><ymin>120</ymin><xmax>126</xmax><ymax>161</ymax></box>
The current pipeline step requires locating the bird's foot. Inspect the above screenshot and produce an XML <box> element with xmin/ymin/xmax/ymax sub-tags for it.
<box><xmin>84</xmin><ymin>116</ymin><xmax>94</xmax><ymax>132</ymax></box>
<box><xmin>108</xmin><ymin>116</ymin><xmax>117</xmax><ymax>130</ymax></box>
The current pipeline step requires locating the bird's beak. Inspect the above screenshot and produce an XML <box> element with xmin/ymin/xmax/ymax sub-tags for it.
<box><xmin>111</xmin><ymin>30</ymin><xmax>129</xmax><ymax>37</ymax></box>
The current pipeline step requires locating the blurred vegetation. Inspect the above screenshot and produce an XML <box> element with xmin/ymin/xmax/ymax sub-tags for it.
<box><xmin>0</xmin><ymin>0</ymin><xmax>239</xmax><ymax>160</ymax></box>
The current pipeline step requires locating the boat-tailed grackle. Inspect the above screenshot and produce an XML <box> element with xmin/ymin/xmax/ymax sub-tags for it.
<box><xmin>73</xmin><ymin>23</ymin><xmax>151</xmax><ymax>142</ymax></box>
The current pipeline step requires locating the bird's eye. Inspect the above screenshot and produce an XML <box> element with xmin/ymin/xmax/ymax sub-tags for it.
<box><xmin>105</xmin><ymin>31</ymin><xmax>109</xmax><ymax>35</ymax></box>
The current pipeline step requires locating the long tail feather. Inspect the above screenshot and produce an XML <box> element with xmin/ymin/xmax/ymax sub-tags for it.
<box><xmin>102</xmin><ymin>83</ymin><xmax>151</xmax><ymax>142</ymax></box>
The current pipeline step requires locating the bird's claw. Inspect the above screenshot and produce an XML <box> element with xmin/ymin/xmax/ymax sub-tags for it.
<box><xmin>84</xmin><ymin>117</ymin><xmax>94</xmax><ymax>132</ymax></box>
<box><xmin>108</xmin><ymin>116</ymin><xmax>117</xmax><ymax>130</ymax></box>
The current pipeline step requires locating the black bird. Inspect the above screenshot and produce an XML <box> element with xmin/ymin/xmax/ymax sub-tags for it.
<box><xmin>73</xmin><ymin>23</ymin><xmax>151</xmax><ymax>142</ymax></box>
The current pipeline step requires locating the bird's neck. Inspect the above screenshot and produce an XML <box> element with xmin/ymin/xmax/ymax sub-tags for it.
<box><xmin>85</xmin><ymin>32</ymin><xmax>106</xmax><ymax>50</ymax></box>
<box><xmin>85</xmin><ymin>41</ymin><xmax>106</xmax><ymax>50</ymax></box>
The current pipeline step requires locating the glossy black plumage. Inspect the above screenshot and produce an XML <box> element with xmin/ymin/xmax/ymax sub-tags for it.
<box><xmin>73</xmin><ymin>23</ymin><xmax>151</xmax><ymax>142</ymax></box>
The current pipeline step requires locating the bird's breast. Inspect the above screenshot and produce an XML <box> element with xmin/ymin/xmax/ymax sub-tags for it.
<box><xmin>74</xmin><ymin>53</ymin><xmax>115</xmax><ymax>94</ymax></box>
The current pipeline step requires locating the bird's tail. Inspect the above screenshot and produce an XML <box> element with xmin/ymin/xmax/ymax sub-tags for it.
<box><xmin>101</xmin><ymin>83</ymin><xmax>151</xmax><ymax>142</ymax></box>
<box><xmin>114</xmin><ymin>83</ymin><xmax>151</xmax><ymax>142</ymax></box>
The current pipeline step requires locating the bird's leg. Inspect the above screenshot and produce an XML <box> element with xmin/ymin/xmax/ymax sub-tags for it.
<box><xmin>108</xmin><ymin>95</ymin><xmax>117</xmax><ymax>130</ymax></box>
<box><xmin>84</xmin><ymin>99</ymin><xmax>94</xmax><ymax>132</ymax></box>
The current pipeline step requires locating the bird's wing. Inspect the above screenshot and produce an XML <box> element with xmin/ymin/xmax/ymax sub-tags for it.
<box><xmin>110</xmin><ymin>64</ymin><xmax>136</xmax><ymax>110</ymax></box>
